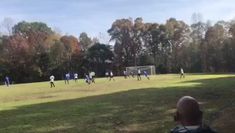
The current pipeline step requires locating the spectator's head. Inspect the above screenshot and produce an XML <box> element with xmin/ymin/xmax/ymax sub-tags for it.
<box><xmin>174</xmin><ymin>96</ymin><xmax>203</xmax><ymax>126</ymax></box>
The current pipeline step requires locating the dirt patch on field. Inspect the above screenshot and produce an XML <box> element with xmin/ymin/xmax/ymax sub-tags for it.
<box><xmin>114</xmin><ymin>122</ymin><xmax>155</xmax><ymax>133</ymax></box>
<box><xmin>212</xmin><ymin>107</ymin><xmax>235</xmax><ymax>133</ymax></box>
<box><xmin>37</xmin><ymin>95</ymin><xmax>55</xmax><ymax>99</ymax></box>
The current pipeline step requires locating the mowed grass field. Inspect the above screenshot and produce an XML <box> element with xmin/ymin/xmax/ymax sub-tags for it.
<box><xmin>0</xmin><ymin>74</ymin><xmax>235</xmax><ymax>133</ymax></box>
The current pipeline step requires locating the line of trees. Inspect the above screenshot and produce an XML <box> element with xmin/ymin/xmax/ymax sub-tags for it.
<box><xmin>0</xmin><ymin>21</ymin><xmax>114</xmax><ymax>83</ymax></box>
<box><xmin>108</xmin><ymin>17</ymin><xmax>235</xmax><ymax>74</ymax></box>
<box><xmin>1</xmin><ymin>16</ymin><xmax>235</xmax><ymax>83</ymax></box>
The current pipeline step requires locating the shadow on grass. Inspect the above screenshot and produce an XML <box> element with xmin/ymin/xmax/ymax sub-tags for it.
<box><xmin>0</xmin><ymin>76</ymin><xmax>235</xmax><ymax>133</ymax></box>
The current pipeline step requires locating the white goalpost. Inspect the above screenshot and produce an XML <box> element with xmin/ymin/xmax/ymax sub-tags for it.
<box><xmin>126</xmin><ymin>65</ymin><xmax>156</xmax><ymax>75</ymax></box>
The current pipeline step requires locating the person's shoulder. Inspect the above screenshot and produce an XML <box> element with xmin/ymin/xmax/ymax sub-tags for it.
<box><xmin>196</xmin><ymin>125</ymin><xmax>217</xmax><ymax>133</ymax></box>
<box><xmin>170</xmin><ymin>125</ymin><xmax>216</xmax><ymax>133</ymax></box>
<box><xmin>170</xmin><ymin>126</ymin><xmax>187</xmax><ymax>133</ymax></box>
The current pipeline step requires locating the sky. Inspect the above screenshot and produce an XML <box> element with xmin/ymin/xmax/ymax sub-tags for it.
<box><xmin>0</xmin><ymin>0</ymin><xmax>235</xmax><ymax>43</ymax></box>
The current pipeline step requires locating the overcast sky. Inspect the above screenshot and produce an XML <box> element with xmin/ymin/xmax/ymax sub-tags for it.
<box><xmin>0</xmin><ymin>0</ymin><xmax>235</xmax><ymax>43</ymax></box>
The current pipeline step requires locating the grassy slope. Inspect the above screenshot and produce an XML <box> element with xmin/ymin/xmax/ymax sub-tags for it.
<box><xmin>0</xmin><ymin>74</ymin><xmax>234</xmax><ymax>133</ymax></box>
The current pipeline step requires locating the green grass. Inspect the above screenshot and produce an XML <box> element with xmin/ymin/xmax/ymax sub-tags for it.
<box><xmin>0</xmin><ymin>74</ymin><xmax>235</xmax><ymax>133</ymax></box>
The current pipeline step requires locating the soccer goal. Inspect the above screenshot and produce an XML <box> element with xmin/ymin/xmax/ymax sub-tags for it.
<box><xmin>126</xmin><ymin>65</ymin><xmax>156</xmax><ymax>75</ymax></box>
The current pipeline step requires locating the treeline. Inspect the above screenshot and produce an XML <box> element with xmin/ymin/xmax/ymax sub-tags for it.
<box><xmin>1</xmin><ymin>17</ymin><xmax>235</xmax><ymax>83</ymax></box>
<box><xmin>108</xmin><ymin>17</ymin><xmax>235</xmax><ymax>74</ymax></box>
<box><xmin>0</xmin><ymin>21</ymin><xmax>113</xmax><ymax>83</ymax></box>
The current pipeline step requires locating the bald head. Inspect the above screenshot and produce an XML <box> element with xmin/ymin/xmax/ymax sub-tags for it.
<box><xmin>176</xmin><ymin>96</ymin><xmax>202</xmax><ymax>125</ymax></box>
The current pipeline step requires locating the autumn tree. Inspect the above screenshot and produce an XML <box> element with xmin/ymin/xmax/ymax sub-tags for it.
<box><xmin>2</xmin><ymin>17</ymin><xmax>235</xmax><ymax>83</ymax></box>
<box><xmin>60</xmin><ymin>35</ymin><xmax>81</xmax><ymax>71</ymax></box>
<box><xmin>1</xmin><ymin>34</ymin><xmax>32</xmax><ymax>82</ymax></box>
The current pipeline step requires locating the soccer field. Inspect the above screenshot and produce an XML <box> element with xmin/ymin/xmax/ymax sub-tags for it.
<box><xmin>0</xmin><ymin>74</ymin><xmax>235</xmax><ymax>133</ymax></box>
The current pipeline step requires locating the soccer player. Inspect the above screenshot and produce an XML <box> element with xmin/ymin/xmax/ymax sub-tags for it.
<box><xmin>105</xmin><ymin>72</ymin><xmax>109</xmax><ymax>79</ymax></box>
<box><xmin>137</xmin><ymin>69</ymin><xmax>141</xmax><ymax>81</ymax></box>
<box><xmin>109</xmin><ymin>71</ymin><xmax>115</xmax><ymax>81</ymax></box>
<box><xmin>123</xmin><ymin>70</ymin><xmax>127</xmax><ymax>79</ymax></box>
<box><xmin>49</xmin><ymin>75</ymin><xmax>55</xmax><ymax>88</ymax></box>
<box><xmin>74</xmin><ymin>73</ymin><xmax>78</xmax><ymax>83</ymax></box>
<box><xmin>5</xmin><ymin>76</ymin><xmax>10</xmax><ymax>87</ymax></box>
<box><xmin>130</xmin><ymin>71</ymin><xmax>135</xmax><ymax>78</ymax></box>
<box><xmin>143</xmin><ymin>70</ymin><xmax>150</xmax><ymax>80</ymax></box>
<box><xmin>89</xmin><ymin>72</ymin><xmax>95</xmax><ymax>83</ymax></box>
<box><xmin>65</xmin><ymin>73</ymin><xmax>70</xmax><ymax>84</ymax></box>
<box><xmin>84</xmin><ymin>73</ymin><xmax>90</xmax><ymax>84</ymax></box>
<box><xmin>126</xmin><ymin>71</ymin><xmax>130</xmax><ymax>78</ymax></box>
<box><xmin>180</xmin><ymin>68</ymin><xmax>185</xmax><ymax>79</ymax></box>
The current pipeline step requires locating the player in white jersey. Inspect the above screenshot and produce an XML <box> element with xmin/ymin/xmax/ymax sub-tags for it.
<box><xmin>180</xmin><ymin>68</ymin><xmax>185</xmax><ymax>79</ymax></box>
<box><xmin>74</xmin><ymin>73</ymin><xmax>78</xmax><ymax>82</ymax></box>
<box><xmin>105</xmin><ymin>72</ymin><xmax>109</xmax><ymax>79</ymax></box>
<box><xmin>50</xmin><ymin>75</ymin><xmax>55</xmax><ymax>88</ymax></box>
<box><xmin>130</xmin><ymin>71</ymin><xmax>135</xmax><ymax>78</ymax></box>
<box><xmin>109</xmin><ymin>71</ymin><xmax>115</xmax><ymax>81</ymax></box>
<box><xmin>89</xmin><ymin>72</ymin><xmax>95</xmax><ymax>83</ymax></box>
<box><xmin>137</xmin><ymin>69</ymin><xmax>141</xmax><ymax>81</ymax></box>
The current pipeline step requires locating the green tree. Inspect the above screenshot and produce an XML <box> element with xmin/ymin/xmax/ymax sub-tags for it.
<box><xmin>204</xmin><ymin>23</ymin><xmax>226</xmax><ymax>72</ymax></box>
<box><xmin>165</xmin><ymin>18</ymin><xmax>190</xmax><ymax>72</ymax></box>
<box><xmin>49</xmin><ymin>40</ymin><xmax>67</xmax><ymax>79</ymax></box>
<box><xmin>108</xmin><ymin>18</ymin><xmax>133</xmax><ymax>71</ymax></box>
<box><xmin>108</xmin><ymin>17</ymin><xmax>144</xmax><ymax>73</ymax></box>
<box><xmin>87</xmin><ymin>43</ymin><xmax>114</xmax><ymax>76</ymax></box>
<box><xmin>189</xmin><ymin>22</ymin><xmax>207</xmax><ymax>72</ymax></box>
<box><xmin>143</xmin><ymin>23</ymin><xmax>169</xmax><ymax>72</ymax></box>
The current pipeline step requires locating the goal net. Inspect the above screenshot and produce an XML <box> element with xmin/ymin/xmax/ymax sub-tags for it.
<box><xmin>126</xmin><ymin>65</ymin><xmax>156</xmax><ymax>75</ymax></box>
